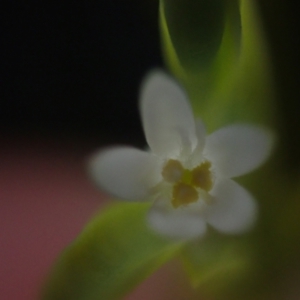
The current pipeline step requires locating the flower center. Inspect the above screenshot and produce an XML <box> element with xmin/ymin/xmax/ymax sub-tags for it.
<box><xmin>162</xmin><ymin>159</ymin><xmax>213</xmax><ymax>208</ymax></box>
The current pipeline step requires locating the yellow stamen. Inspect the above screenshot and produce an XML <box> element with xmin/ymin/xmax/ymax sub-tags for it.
<box><xmin>191</xmin><ymin>161</ymin><xmax>213</xmax><ymax>191</ymax></box>
<box><xmin>162</xmin><ymin>159</ymin><xmax>184</xmax><ymax>183</ymax></box>
<box><xmin>161</xmin><ymin>159</ymin><xmax>213</xmax><ymax>208</ymax></box>
<box><xmin>172</xmin><ymin>182</ymin><xmax>198</xmax><ymax>208</ymax></box>
<box><xmin>181</xmin><ymin>169</ymin><xmax>192</xmax><ymax>185</ymax></box>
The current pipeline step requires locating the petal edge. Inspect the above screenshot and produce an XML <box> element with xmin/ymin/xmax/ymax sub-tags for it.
<box><xmin>206</xmin><ymin>179</ymin><xmax>257</xmax><ymax>234</ymax></box>
<box><xmin>140</xmin><ymin>70</ymin><xmax>197</xmax><ymax>157</ymax></box>
<box><xmin>204</xmin><ymin>124</ymin><xmax>274</xmax><ymax>178</ymax></box>
<box><xmin>88</xmin><ymin>147</ymin><xmax>161</xmax><ymax>201</ymax></box>
<box><xmin>147</xmin><ymin>198</ymin><xmax>207</xmax><ymax>240</ymax></box>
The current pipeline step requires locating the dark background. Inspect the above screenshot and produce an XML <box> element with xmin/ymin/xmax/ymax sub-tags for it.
<box><xmin>1</xmin><ymin>0</ymin><xmax>161</xmax><ymax>146</ymax></box>
<box><xmin>258</xmin><ymin>1</ymin><xmax>300</xmax><ymax>171</ymax></box>
<box><xmin>1</xmin><ymin>1</ymin><xmax>300</xmax><ymax>153</ymax></box>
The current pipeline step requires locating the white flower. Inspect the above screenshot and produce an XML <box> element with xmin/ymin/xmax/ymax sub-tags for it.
<box><xmin>89</xmin><ymin>70</ymin><xmax>274</xmax><ymax>240</ymax></box>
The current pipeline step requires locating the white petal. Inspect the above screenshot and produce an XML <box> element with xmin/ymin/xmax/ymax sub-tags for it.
<box><xmin>147</xmin><ymin>198</ymin><xmax>207</xmax><ymax>240</ymax></box>
<box><xmin>188</xmin><ymin>119</ymin><xmax>207</xmax><ymax>167</ymax></box>
<box><xmin>206</xmin><ymin>179</ymin><xmax>257</xmax><ymax>234</ymax></box>
<box><xmin>140</xmin><ymin>70</ymin><xmax>197</xmax><ymax>157</ymax></box>
<box><xmin>204</xmin><ymin>124</ymin><xmax>274</xmax><ymax>178</ymax></box>
<box><xmin>88</xmin><ymin>147</ymin><xmax>161</xmax><ymax>201</ymax></box>
<box><xmin>195</xmin><ymin>118</ymin><xmax>206</xmax><ymax>151</ymax></box>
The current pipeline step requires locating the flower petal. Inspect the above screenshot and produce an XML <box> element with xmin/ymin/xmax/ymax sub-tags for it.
<box><xmin>147</xmin><ymin>198</ymin><xmax>207</xmax><ymax>239</ymax></box>
<box><xmin>195</xmin><ymin>118</ymin><xmax>206</xmax><ymax>151</ymax></box>
<box><xmin>140</xmin><ymin>70</ymin><xmax>196</xmax><ymax>157</ymax></box>
<box><xmin>88</xmin><ymin>147</ymin><xmax>161</xmax><ymax>200</ymax></box>
<box><xmin>188</xmin><ymin>119</ymin><xmax>207</xmax><ymax>167</ymax></box>
<box><xmin>206</xmin><ymin>179</ymin><xmax>257</xmax><ymax>234</ymax></box>
<box><xmin>204</xmin><ymin>124</ymin><xmax>274</xmax><ymax>178</ymax></box>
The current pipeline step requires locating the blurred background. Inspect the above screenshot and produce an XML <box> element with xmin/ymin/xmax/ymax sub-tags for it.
<box><xmin>1</xmin><ymin>0</ymin><xmax>162</xmax><ymax>145</ymax></box>
<box><xmin>1</xmin><ymin>0</ymin><xmax>300</xmax><ymax>299</ymax></box>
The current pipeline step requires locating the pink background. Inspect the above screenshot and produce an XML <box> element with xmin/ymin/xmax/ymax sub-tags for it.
<box><xmin>0</xmin><ymin>138</ymin><xmax>202</xmax><ymax>299</ymax></box>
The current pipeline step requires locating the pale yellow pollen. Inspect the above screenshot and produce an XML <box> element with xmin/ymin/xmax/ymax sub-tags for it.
<box><xmin>172</xmin><ymin>182</ymin><xmax>198</xmax><ymax>208</ymax></box>
<box><xmin>191</xmin><ymin>161</ymin><xmax>213</xmax><ymax>192</ymax></box>
<box><xmin>161</xmin><ymin>159</ymin><xmax>184</xmax><ymax>183</ymax></box>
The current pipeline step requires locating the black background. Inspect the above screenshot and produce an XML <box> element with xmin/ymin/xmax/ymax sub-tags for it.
<box><xmin>1</xmin><ymin>1</ymin><xmax>300</xmax><ymax>154</ymax></box>
<box><xmin>1</xmin><ymin>0</ymin><xmax>161</xmax><ymax>146</ymax></box>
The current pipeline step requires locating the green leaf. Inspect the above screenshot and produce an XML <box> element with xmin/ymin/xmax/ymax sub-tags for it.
<box><xmin>160</xmin><ymin>0</ymin><xmax>275</xmax><ymax>131</ymax></box>
<box><xmin>42</xmin><ymin>202</ymin><xmax>183</xmax><ymax>300</ymax></box>
<box><xmin>180</xmin><ymin>233</ymin><xmax>258</xmax><ymax>299</ymax></box>
<box><xmin>195</xmin><ymin>0</ymin><xmax>275</xmax><ymax>130</ymax></box>
<box><xmin>161</xmin><ymin>0</ymin><xmax>227</xmax><ymax>71</ymax></box>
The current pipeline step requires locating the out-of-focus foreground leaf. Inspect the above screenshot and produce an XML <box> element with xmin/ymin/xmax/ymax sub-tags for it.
<box><xmin>42</xmin><ymin>203</ymin><xmax>182</xmax><ymax>300</ymax></box>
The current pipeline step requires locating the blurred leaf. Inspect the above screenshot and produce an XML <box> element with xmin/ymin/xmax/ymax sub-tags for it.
<box><xmin>160</xmin><ymin>0</ymin><xmax>241</xmax><ymax>100</ymax></box>
<box><xmin>161</xmin><ymin>0</ymin><xmax>226</xmax><ymax>71</ymax></box>
<box><xmin>42</xmin><ymin>203</ymin><xmax>182</xmax><ymax>300</ymax></box>
<box><xmin>180</xmin><ymin>233</ymin><xmax>259</xmax><ymax>299</ymax></box>
<box><xmin>160</xmin><ymin>0</ymin><xmax>275</xmax><ymax>131</ymax></box>
<box><xmin>198</xmin><ymin>0</ymin><xmax>275</xmax><ymax>130</ymax></box>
